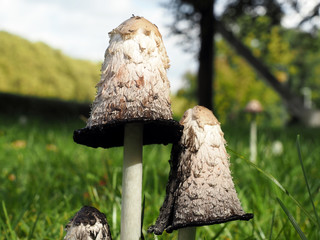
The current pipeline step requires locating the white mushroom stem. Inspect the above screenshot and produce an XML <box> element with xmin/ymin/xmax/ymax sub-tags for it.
<box><xmin>121</xmin><ymin>123</ymin><xmax>143</xmax><ymax>240</ymax></box>
<box><xmin>178</xmin><ymin>227</ymin><xmax>196</xmax><ymax>240</ymax></box>
<box><xmin>250</xmin><ymin>114</ymin><xmax>257</xmax><ymax>162</ymax></box>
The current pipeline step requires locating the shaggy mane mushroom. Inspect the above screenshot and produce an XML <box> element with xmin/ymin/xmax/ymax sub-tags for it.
<box><xmin>149</xmin><ymin>106</ymin><xmax>253</xmax><ymax>239</ymax></box>
<box><xmin>73</xmin><ymin>16</ymin><xmax>182</xmax><ymax>240</ymax></box>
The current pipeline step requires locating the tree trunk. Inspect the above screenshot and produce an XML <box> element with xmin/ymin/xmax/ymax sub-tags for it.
<box><xmin>197</xmin><ymin>0</ymin><xmax>215</xmax><ymax>111</ymax></box>
<box><xmin>216</xmin><ymin>20</ymin><xmax>320</xmax><ymax>127</ymax></box>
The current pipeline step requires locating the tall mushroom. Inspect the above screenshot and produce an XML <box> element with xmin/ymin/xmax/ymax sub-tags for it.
<box><xmin>73</xmin><ymin>16</ymin><xmax>182</xmax><ymax>240</ymax></box>
<box><xmin>148</xmin><ymin>106</ymin><xmax>253</xmax><ymax>238</ymax></box>
<box><xmin>244</xmin><ymin>99</ymin><xmax>263</xmax><ymax>162</ymax></box>
<box><xmin>64</xmin><ymin>206</ymin><xmax>112</xmax><ymax>240</ymax></box>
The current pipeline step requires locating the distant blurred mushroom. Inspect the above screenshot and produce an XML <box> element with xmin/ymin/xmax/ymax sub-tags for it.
<box><xmin>245</xmin><ymin>99</ymin><xmax>263</xmax><ymax>162</ymax></box>
<box><xmin>73</xmin><ymin>16</ymin><xmax>182</xmax><ymax>240</ymax></box>
<box><xmin>271</xmin><ymin>140</ymin><xmax>283</xmax><ymax>156</ymax></box>
<box><xmin>64</xmin><ymin>206</ymin><xmax>112</xmax><ymax>240</ymax></box>
<box><xmin>148</xmin><ymin>106</ymin><xmax>253</xmax><ymax>239</ymax></box>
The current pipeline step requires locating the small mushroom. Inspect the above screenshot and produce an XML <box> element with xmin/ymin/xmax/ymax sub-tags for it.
<box><xmin>244</xmin><ymin>99</ymin><xmax>263</xmax><ymax>162</ymax></box>
<box><xmin>148</xmin><ymin>106</ymin><xmax>253</xmax><ymax>238</ymax></box>
<box><xmin>73</xmin><ymin>16</ymin><xmax>182</xmax><ymax>240</ymax></box>
<box><xmin>64</xmin><ymin>206</ymin><xmax>112</xmax><ymax>240</ymax></box>
<box><xmin>244</xmin><ymin>99</ymin><xmax>263</xmax><ymax>114</ymax></box>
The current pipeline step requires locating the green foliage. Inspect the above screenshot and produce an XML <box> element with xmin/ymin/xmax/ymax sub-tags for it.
<box><xmin>283</xmin><ymin>30</ymin><xmax>320</xmax><ymax>103</ymax></box>
<box><xmin>277</xmin><ymin>198</ymin><xmax>308</xmax><ymax>240</ymax></box>
<box><xmin>175</xmin><ymin>37</ymin><xmax>284</xmax><ymax>125</ymax></box>
<box><xmin>215</xmin><ymin>38</ymin><xmax>283</xmax><ymax>124</ymax></box>
<box><xmin>0</xmin><ymin>31</ymin><xmax>100</xmax><ymax>102</ymax></box>
<box><xmin>229</xmin><ymin>16</ymin><xmax>320</xmax><ymax>107</ymax></box>
<box><xmin>176</xmin><ymin>16</ymin><xmax>320</xmax><ymax>124</ymax></box>
<box><xmin>173</xmin><ymin>72</ymin><xmax>198</xmax><ymax>117</ymax></box>
<box><xmin>0</xmin><ymin>115</ymin><xmax>319</xmax><ymax>239</ymax></box>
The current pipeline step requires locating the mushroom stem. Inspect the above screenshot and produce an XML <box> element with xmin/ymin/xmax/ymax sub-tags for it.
<box><xmin>250</xmin><ymin>114</ymin><xmax>257</xmax><ymax>162</ymax></box>
<box><xmin>178</xmin><ymin>227</ymin><xmax>196</xmax><ymax>240</ymax></box>
<box><xmin>121</xmin><ymin>123</ymin><xmax>143</xmax><ymax>240</ymax></box>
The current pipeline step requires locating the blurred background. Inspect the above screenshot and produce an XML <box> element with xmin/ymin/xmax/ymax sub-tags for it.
<box><xmin>1</xmin><ymin>0</ymin><xmax>320</xmax><ymax>239</ymax></box>
<box><xmin>1</xmin><ymin>0</ymin><xmax>320</xmax><ymax>125</ymax></box>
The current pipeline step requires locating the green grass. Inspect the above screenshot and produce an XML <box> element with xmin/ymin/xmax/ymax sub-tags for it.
<box><xmin>0</xmin><ymin>115</ymin><xmax>319</xmax><ymax>239</ymax></box>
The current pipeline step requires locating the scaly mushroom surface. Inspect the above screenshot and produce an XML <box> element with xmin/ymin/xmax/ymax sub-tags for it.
<box><xmin>73</xmin><ymin>16</ymin><xmax>183</xmax><ymax>240</ymax></box>
<box><xmin>149</xmin><ymin>106</ymin><xmax>253</xmax><ymax>236</ymax></box>
<box><xmin>64</xmin><ymin>206</ymin><xmax>112</xmax><ymax>240</ymax></box>
<box><xmin>74</xmin><ymin>16</ymin><xmax>182</xmax><ymax>149</ymax></box>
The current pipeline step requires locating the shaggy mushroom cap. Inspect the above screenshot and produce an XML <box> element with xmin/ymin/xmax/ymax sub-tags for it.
<box><xmin>148</xmin><ymin>106</ymin><xmax>253</xmax><ymax>235</ymax></box>
<box><xmin>64</xmin><ymin>206</ymin><xmax>112</xmax><ymax>240</ymax></box>
<box><xmin>73</xmin><ymin>16</ymin><xmax>182</xmax><ymax>148</ymax></box>
<box><xmin>245</xmin><ymin>99</ymin><xmax>263</xmax><ymax>113</ymax></box>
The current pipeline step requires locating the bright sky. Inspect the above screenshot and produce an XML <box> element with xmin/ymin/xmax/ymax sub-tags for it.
<box><xmin>0</xmin><ymin>0</ymin><xmax>197</xmax><ymax>92</ymax></box>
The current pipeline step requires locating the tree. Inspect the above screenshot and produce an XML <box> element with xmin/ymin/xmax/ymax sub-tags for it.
<box><xmin>165</xmin><ymin>0</ymin><xmax>320</xmax><ymax>126</ymax></box>
<box><xmin>165</xmin><ymin>0</ymin><xmax>215</xmax><ymax>111</ymax></box>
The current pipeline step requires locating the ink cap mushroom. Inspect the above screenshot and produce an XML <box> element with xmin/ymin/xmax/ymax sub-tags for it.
<box><xmin>148</xmin><ymin>106</ymin><xmax>253</xmax><ymax>237</ymax></box>
<box><xmin>245</xmin><ymin>99</ymin><xmax>263</xmax><ymax>162</ymax></box>
<box><xmin>74</xmin><ymin>15</ymin><xmax>182</xmax><ymax>149</ymax></box>
<box><xmin>245</xmin><ymin>99</ymin><xmax>263</xmax><ymax>115</ymax></box>
<box><xmin>73</xmin><ymin>16</ymin><xmax>183</xmax><ymax>240</ymax></box>
<box><xmin>64</xmin><ymin>206</ymin><xmax>112</xmax><ymax>240</ymax></box>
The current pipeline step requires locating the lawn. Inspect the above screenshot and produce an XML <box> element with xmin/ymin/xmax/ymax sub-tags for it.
<box><xmin>0</xmin><ymin>114</ymin><xmax>319</xmax><ymax>239</ymax></box>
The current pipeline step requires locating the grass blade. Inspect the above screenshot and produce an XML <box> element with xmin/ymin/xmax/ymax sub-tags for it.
<box><xmin>274</xmin><ymin>219</ymin><xmax>287</xmax><ymax>240</ymax></box>
<box><xmin>12</xmin><ymin>200</ymin><xmax>32</xmax><ymax>229</ymax></box>
<box><xmin>212</xmin><ymin>224</ymin><xmax>228</xmax><ymax>240</ymax></box>
<box><xmin>227</xmin><ymin>147</ymin><xmax>317</xmax><ymax>225</ymax></box>
<box><xmin>296</xmin><ymin>135</ymin><xmax>320</xmax><ymax>228</ymax></box>
<box><xmin>0</xmin><ymin>216</ymin><xmax>11</xmax><ymax>239</ymax></box>
<box><xmin>277</xmin><ymin>197</ymin><xmax>307</xmax><ymax>240</ymax></box>
<box><xmin>2</xmin><ymin>201</ymin><xmax>16</xmax><ymax>239</ymax></box>
<box><xmin>269</xmin><ymin>210</ymin><xmax>275</xmax><ymax>240</ymax></box>
<box><xmin>28</xmin><ymin>210</ymin><xmax>40</xmax><ymax>240</ymax></box>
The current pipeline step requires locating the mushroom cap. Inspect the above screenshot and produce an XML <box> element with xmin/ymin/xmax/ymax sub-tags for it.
<box><xmin>64</xmin><ymin>206</ymin><xmax>112</xmax><ymax>240</ymax></box>
<box><xmin>148</xmin><ymin>106</ymin><xmax>253</xmax><ymax>235</ymax></box>
<box><xmin>74</xmin><ymin>119</ymin><xmax>182</xmax><ymax>148</ymax></box>
<box><xmin>244</xmin><ymin>99</ymin><xmax>263</xmax><ymax>113</ymax></box>
<box><xmin>73</xmin><ymin>16</ymin><xmax>182</xmax><ymax>148</ymax></box>
<box><xmin>110</xmin><ymin>16</ymin><xmax>162</xmax><ymax>41</ymax></box>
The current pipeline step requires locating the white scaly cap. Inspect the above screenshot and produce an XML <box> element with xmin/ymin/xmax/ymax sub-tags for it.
<box><xmin>149</xmin><ymin>106</ymin><xmax>253</xmax><ymax>235</ymax></box>
<box><xmin>88</xmin><ymin>16</ymin><xmax>171</xmax><ymax>125</ymax></box>
<box><xmin>74</xmin><ymin>16</ymin><xmax>182</xmax><ymax>148</ymax></box>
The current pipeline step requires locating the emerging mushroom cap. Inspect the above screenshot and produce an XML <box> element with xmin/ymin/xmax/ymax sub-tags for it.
<box><xmin>148</xmin><ymin>106</ymin><xmax>253</xmax><ymax>235</ymax></box>
<box><xmin>245</xmin><ymin>99</ymin><xmax>263</xmax><ymax>113</ymax></box>
<box><xmin>73</xmin><ymin>16</ymin><xmax>182</xmax><ymax>148</ymax></box>
<box><xmin>64</xmin><ymin>206</ymin><xmax>112</xmax><ymax>240</ymax></box>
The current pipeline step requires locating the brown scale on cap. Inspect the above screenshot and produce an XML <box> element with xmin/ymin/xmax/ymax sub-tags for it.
<box><xmin>111</xmin><ymin>16</ymin><xmax>162</xmax><ymax>40</ymax></box>
<box><xmin>181</xmin><ymin>105</ymin><xmax>219</xmax><ymax>127</ymax></box>
<box><xmin>148</xmin><ymin>106</ymin><xmax>253</xmax><ymax>235</ymax></box>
